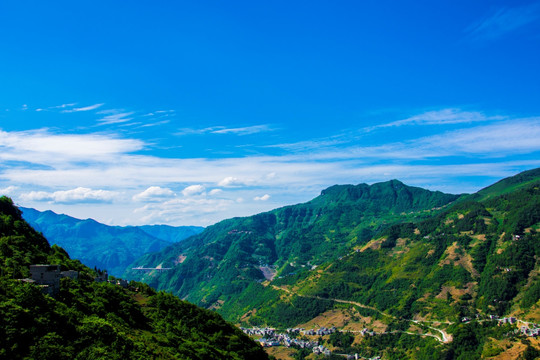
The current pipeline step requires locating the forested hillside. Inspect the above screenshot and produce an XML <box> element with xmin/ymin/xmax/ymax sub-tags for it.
<box><xmin>0</xmin><ymin>197</ymin><xmax>268</xmax><ymax>360</ymax></box>
<box><xmin>21</xmin><ymin>207</ymin><xmax>203</xmax><ymax>276</ymax></box>
<box><xmin>126</xmin><ymin>180</ymin><xmax>460</xmax><ymax>315</ymax></box>
<box><xmin>126</xmin><ymin>170</ymin><xmax>540</xmax><ymax>359</ymax></box>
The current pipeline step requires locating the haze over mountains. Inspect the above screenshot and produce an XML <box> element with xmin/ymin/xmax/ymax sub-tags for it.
<box><xmin>20</xmin><ymin>208</ymin><xmax>203</xmax><ymax>276</ymax></box>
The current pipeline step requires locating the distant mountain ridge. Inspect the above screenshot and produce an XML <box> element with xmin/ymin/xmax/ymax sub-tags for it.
<box><xmin>20</xmin><ymin>207</ymin><xmax>203</xmax><ymax>276</ymax></box>
<box><xmin>126</xmin><ymin>179</ymin><xmax>461</xmax><ymax>306</ymax></box>
<box><xmin>125</xmin><ymin>169</ymin><xmax>540</xmax><ymax>358</ymax></box>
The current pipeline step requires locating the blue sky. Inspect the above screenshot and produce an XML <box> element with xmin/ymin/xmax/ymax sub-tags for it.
<box><xmin>1</xmin><ymin>1</ymin><xmax>540</xmax><ymax>226</ymax></box>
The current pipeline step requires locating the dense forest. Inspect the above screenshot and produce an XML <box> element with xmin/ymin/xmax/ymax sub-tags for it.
<box><xmin>0</xmin><ymin>196</ymin><xmax>268</xmax><ymax>360</ymax></box>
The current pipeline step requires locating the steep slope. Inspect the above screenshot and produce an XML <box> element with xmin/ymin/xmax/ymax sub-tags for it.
<box><xmin>126</xmin><ymin>171</ymin><xmax>540</xmax><ymax>359</ymax></box>
<box><xmin>0</xmin><ymin>196</ymin><xmax>268</xmax><ymax>360</ymax></box>
<box><xmin>251</xmin><ymin>174</ymin><xmax>540</xmax><ymax>359</ymax></box>
<box><xmin>21</xmin><ymin>207</ymin><xmax>203</xmax><ymax>276</ymax></box>
<box><xmin>470</xmin><ymin>167</ymin><xmax>540</xmax><ymax>201</ymax></box>
<box><xmin>126</xmin><ymin>180</ymin><xmax>460</xmax><ymax>312</ymax></box>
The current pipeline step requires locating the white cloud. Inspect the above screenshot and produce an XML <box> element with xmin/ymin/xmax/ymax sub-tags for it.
<box><xmin>218</xmin><ymin>177</ymin><xmax>250</xmax><ymax>187</ymax></box>
<box><xmin>254</xmin><ymin>194</ymin><xmax>270</xmax><ymax>201</ymax></box>
<box><xmin>418</xmin><ymin>118</ymin><xmax>540</xmax><ymax>155</ymax></box>
<box><xmin>51</xmin><ymin>103</ymin><xmax>77</xmax><ymax>110</ymax></box>
<box><xmin>211</xmin><ymin>125</ymin><xmax>272</xmax><ymax>135</ymax></box>
<box><xmin>138</xmin><ymin>120</ymin><xmax>170</xmax><ymax>128</ymax></box>
<box><xmin>0</xmin><ymin>186</ymin><xmax>18</xmax><ymax>195</ymax></box>
<box><xmin>133</xmin><ymin>186</ymin><xmax>175</xmax><ymax>201</ymax></box>
<box><xmin>176</xmin><ymin>124</ymin><xmax>272</xmax><ymax>136</ymax></box>
<box><xmin>4</xmin><ymin>109</ymin><xmax>540</xmax><ymax>226</ymax></box>
<box><xmin>20</xmin><ymin>187</ymin><xmax>118</xmax><ymax>204</ymax></box>
<box><xmin>208</xmin><ymin>189</ymin><xmax>223</xmax><ymax>196</ymax></box>
<box><xmin>0</xmin><ymin>129</ymin><xmax>143</xmax><ymax>165</ymax></box>
<box><xmin>133</xmin><ymin>197</ymin><xmax>234</xmax><ymax>225</ymax></box>
<box><xmin>368</xmin><ymin>108</ymin><xmax>503</xmax><ymax>130</ymax></box>
<box><xmin>62</xmin><ymin>103</ymin><xmax>104</xmax><ymax>113</ymax></box>
<box><xmin>182</xmin><ymin>184</ymin><xmax>206</xmax><ymax>197</ymax></box>
<box><xmin>97</xmin><ymin>111</ymin><xmax>135</xmax><ymax>125</ymax></box>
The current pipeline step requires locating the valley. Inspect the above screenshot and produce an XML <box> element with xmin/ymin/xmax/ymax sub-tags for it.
<box><xmin>124</xmin><ymin>168</ymin><xmax>540</xmax><ymax>359</ymax></box>
<box><xmin>3</xmin><ymin>168</ymin><xmax>540</xmax><ymax>359</ymax></box>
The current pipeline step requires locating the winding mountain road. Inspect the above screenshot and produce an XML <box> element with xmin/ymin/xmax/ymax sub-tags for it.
<box><xmin>271</xmin><ymin>285</ymin><xmax>452</xmax><ymax>343</ymax></box>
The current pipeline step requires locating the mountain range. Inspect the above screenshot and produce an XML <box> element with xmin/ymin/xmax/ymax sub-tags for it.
<box><xmin>8</xmin><ymin>168</ymin><xmax>540</xmax><ymax>359</ymax></box>
<box><xmin>20</xmin><ymin>207</ymin><xmax>203</xmax><ymax>276</ymax></box>
<box><xmin>124</xmin><ymin>168</ymin><xmax>540</xmax><ymax>359</ymax></box>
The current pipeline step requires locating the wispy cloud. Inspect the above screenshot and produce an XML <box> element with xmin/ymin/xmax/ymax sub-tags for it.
<box><xmin>62</xmin><ymin>103</ymin><xmax>104</xmax><ymax>113</ymax></box>
<box><xmin>97</xmin><ymin>111</ymin><xmax>135</xmax><ymax>125</ymax></box>
<box><xmin>50</xmin><ymin>103</ymin><xmax>77</xmax><ymax>110</ymax></box>
<box><xmin>212</xmin><ymin>125</ymin><xmax>272</xmax><ymax>135</ymax></box>
<box><xmin>369</xmin><ymin>108</ymin><xmax>503</xmax><ymax>130</ymax></box>
<box><xmin>465</xmin><ymin>3</ymin><xmax>540</xmax><ymax>42</ymax></box>
<box><xmin>266</xmin><ymin>137</ymin><xmax>349</xmax><ymax>152</ymax></box>
<box><xmin>138</xmin><ymin>120</ymin><xmax>171</xmax><ymax>128</ymax></box>
<box><xmin>36</xmin><ymin>103</ymin><xmax>77</xmax><ymax>112</ymax></box>
<box><xmin>176</xmin><ymin>124</ymin><xmax>272</xmax><ymax>136</ymax></box>
<box><xmin>3</xmin><ymin>109</ymin><xmax>540</xmax><ymax>225</ymax></box>
<box><xmin>142</xmin><ymin>110</ymin><xmax>175</xmax><ymax>117</ymax></box>
<box><xmin>418</xmin><ymin>118</ymin><xmax>540</xmax><ymax>156</ymax></box>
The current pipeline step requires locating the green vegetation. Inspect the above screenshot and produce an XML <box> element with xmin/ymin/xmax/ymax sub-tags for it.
<box><xmin>13</xmin><ymin>168</ymin><xmax>540</xmax><ymax>359</ymax></box>
<box><xmin>127</xmin><ymin>179</ymin><xmax>459</xmax><ymax>320</ymax></box>
<box><xmin>21</xmin><ymin>207</ymin><xmax>203</xmax><ymax>276</ymax></box>
<box><xmin>0</xmin><ymin>196</ymin><xmax>268</xmax><ymax>360</ymax></box>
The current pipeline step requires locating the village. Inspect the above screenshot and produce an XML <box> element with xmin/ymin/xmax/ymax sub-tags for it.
<box><xmin>240</xmin><ymin>326</ymin><xmax>382</xmax><ymax>359</ymax></box>
<box><xmin>241</xmin><ymin>313</ymin><xmax>540</xmax><ymax>359</ymax></box>
<box><xmin>462</xmin><ymin>314</ymin><xmax>540</xmax><ymax>338</ymax></box>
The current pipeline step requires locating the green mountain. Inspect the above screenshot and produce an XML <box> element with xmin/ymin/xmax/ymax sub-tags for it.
<box><xmin>21</xmin><ymin>207</ymin><xmax>203</xmax><ymax>276</ymax></box>
<box><xmin>137</xmin><ymin>224</ymin><xmax>204</xmax><ymax>243</ymax></box>
<box><xmin>266</xmin><ymin>179</ymin><xmax>540</xmax><ymax>358</ymax></box>
<box><xmin>470</xmin><ymin>167</ymin><xmax>540</xmax><ymax>201</ymax></box>
<box><xmin>0</xmin><ymin>196</ymin><xmax>268</xmax><ymax>360</ymax></box>
<box><xmin>126</xmin><ymin>179</ymin><xmax>460</xmax><ymax>310</ymax></box>
<box><xmin>126</xmin><ymin>171</ymin><xmax>540</xmax><ymax>359</ymax></box>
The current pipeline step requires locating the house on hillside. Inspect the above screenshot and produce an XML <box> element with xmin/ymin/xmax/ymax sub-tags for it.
<box><xmin>18</xmin><ymin>264</ymin><xmax>80</xmax><ymax>297</ymax></box>
<box><xmin>29</xmin><ymin>264</ymin><xmax>62</xmax><ymax>296</ymax></box>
